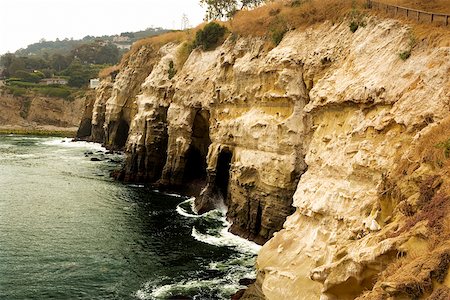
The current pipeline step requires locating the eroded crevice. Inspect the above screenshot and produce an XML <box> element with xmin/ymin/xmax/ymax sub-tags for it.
<box><xmin>196</xmin><ymin>147</ymin><xmax>234</xmax><ymax>214</ymax></box>
<box><xmin>115</xmin><ymin>107</ymin><xmax>169</xmax><ymax>183</ymax></box>
<box><xmin>115</xmin><ymin>119</ymin><xmax>130</xmax><ymax>149</ymax></box>
<box><xmin>215</xmin><ymin>149</ymin><xmax>233</xmax><ymax>203</ymax></box>
<box><xmin>181</xmin><ymin>110</ymin><xmax>212</xmax><ymax>196</ymax></box>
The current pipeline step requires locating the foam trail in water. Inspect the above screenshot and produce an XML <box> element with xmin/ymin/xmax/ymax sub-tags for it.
<box><xmin>176</xmin><ymin>198</ymin><xmax>262</xmax><ymax>254</ymax></box>
<box><xmin>42</xmin><ymin>138</ymin><xmax>106</xmax><ymax>151</ymax></box>
<box><xmin>176</xmin><ymin>197</ymin><xmax>201</xmax><ymax>218</ymax></box>
<box><xmin>135</xmin><ymin>279</ymin><xmax>239</xmax><ymax>300</ymax></box>
<box><xmin>192</xmin><ymin>222</ymin><xmax>261</xmax><ymax>254</ymax></box>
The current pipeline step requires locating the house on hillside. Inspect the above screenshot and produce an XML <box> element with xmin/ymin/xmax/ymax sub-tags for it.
<box><xmin>40</xmin><ymin>77</ymin><xmax>68</xmax><ymax>85</ymax></box>
<box><xmin>90</xmin><ymin>78</ymin><xmax>100</xmax><ymax>89</ymax></box>
<box><xmin>113</xmin><ymin>36</ymin><xmax>130</xmax><ymax>43</ymax></box>
<box><xmin>114</xmin><ymin>43</ymin><xmax>132</xmax><ymax>50</ymax></box>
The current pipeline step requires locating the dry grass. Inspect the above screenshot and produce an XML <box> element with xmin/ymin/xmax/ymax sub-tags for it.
<box><xmin>231</xmin><ymin>0</ymin><xmax>364</xmax><ymax>37</ymax></box>
<box><xmin>98</xmin><ymin>65</ymin><xmax>120</xmax><ymax>79</ymax></box>
<box><xmin>393</xmin><ymin>116</ymin><xmax>450</xmax><ymax>181</ymax></box>
<box><xmin>387</xmin><ymin>117</ymin><xmax>450</xmax><ymax>238</ymax></box>
<box><xmin>429</xmin><ymin>286</ymin><xmax>450</xmax><ymax>300</ymax></box>
<box><xmin>369</xmin><ymin>0</ymin><xmax>450</xmax><ymax>47</ymax></box>
<box><xmin>372</xmin><ymin>249</ymin><xmax>450</xmax><ymax>299</ymax></box>
<box><xmin>381</xmin><ymin>0</ymin><xmax>450</xmax><ymax>14</ymax></box>
<box><xmin>115</xmin><ymin>0</ymin><xmax>449</xmax><ymax>69</ymax></box>
<box><xmin>118</xmin><ymin>21</ymin><xmax>231</xmax><ymax>69</ymax></box>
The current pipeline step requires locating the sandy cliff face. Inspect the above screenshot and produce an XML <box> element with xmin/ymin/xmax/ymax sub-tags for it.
<box><xmin>78</xmin><ymin>45</ymin><xmax>159</xmax><ymax>147</ymax></box>
<box><xmin>0</xmin><ymin>90</ymin><xmax>86</xmax><ymax>131</ymax></box>
<box><xmin>80</xmin><ymin>34</ymin><xmax>309</xmax><ymax>243</ymax></box>
<box><xmin>252</xmin><ymin>19</ymin><xmax>450</xmax><ymax>300</ymax></box>
<box><xmin>78</xmin><ymin>16</ymin><xmax>450</xmax><ymax>299</ymax></box>
<box><xmin>122</xmin><ymin>37</ymin><xmax>308</xmax><ymax>243</ymax></box>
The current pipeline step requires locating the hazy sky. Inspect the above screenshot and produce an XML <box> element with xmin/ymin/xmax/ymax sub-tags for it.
<box><xmin>0</xmin><ymin>0</ymin><xmax>206</xmax><ymax>54</ymax></box>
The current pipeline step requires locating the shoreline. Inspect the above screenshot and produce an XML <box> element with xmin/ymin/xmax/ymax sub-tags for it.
<box><xmin>0</xmin><ymin>126</ymin><xmax>77</xmax><ymax>137</ymax></box>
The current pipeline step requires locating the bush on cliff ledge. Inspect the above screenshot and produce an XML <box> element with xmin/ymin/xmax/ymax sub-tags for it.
<box><xmin>193</xmin><ymin>22</ymin><xmax>228</xmax><ymax>51</ymax></box>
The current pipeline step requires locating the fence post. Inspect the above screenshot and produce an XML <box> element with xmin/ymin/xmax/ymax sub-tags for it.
<box><xmin>417</xmin><ymin>11</ymin><xmax>420</xmax><ymax>21</ymax></box>
<box><xmin>446</xmin><ymin>15</ymin><xmax>449</xmax><ymax>26</ymax></box>
<box><xmin>406</xmin><ymin>9</ymin><xmax>409</xmax><ymax>18</ymax></box>
<box><xmin>431</xmin><ymin>14</ymin><xmax>434</xmax><ymax>23</ymax></box>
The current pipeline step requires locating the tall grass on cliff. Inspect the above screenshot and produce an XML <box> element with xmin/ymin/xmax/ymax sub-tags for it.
<box><xmin>105</xmin><ymin>0</ymin><xmax>361</xmax><ymax>75</ymax></box>
<box><xmin>100</xmin><ymin>0</ymin><xmax>450</xmax><ymax>78</ymax></box>
<box><xmin>230</xmin><ymin>0</ymin><xmax>363</xmax><ymax>37</ymax></box>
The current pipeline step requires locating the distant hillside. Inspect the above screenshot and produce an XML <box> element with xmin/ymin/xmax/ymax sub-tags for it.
<box><xmin>14</xmin><ymin>27</ymin><xmax>170</xmax><ymax>57</ymax></box>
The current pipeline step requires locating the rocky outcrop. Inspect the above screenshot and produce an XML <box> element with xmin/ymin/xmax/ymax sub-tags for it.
<box><xmin>0</xmin><ymin>90</ymin><xmax>87</xmax><ymax>132</ymax></box>
<box><xmin>80</xmin><ymin>35</ymin><xmax>309</xmax><ymax>243</ymax></box>
<box><xmin>251</xmin><ymin>18</ymin><xmax>450</xmax><ymax>300</ymax></box>
<box><xmin>78</xmin><ymin>14</ymin><xmax>450</xmax><ymax>299</ymax></box>
<box><xmin>78</xmin><ymin>45</ymin><xmax>159</xmax><ymax>147</ymax></box>
<box><xmin>122</xmin><ymin>38</ymin><xmax>308</xmax><ymax>243</ymax></box>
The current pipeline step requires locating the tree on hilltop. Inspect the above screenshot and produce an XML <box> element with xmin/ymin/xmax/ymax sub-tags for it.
<box><xmin>200</xmin><ymin>0</ymin><xmax>265</xmax><ymax>20</ymax></box>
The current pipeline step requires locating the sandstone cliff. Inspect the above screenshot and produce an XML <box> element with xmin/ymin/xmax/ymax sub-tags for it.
<box><xmin>0</xmin><ymin>90</ymin><xmax>87</xmax><ymax>133</ymax></box>
<box><xmin>77</xmin><ymin>15</ymin><xmax>450</xmax><ymax>299</ymax></box>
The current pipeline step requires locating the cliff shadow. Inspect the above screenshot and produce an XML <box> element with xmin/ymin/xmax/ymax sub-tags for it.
<box><xmin>181</xmin><ymin>110</ymin><xmax>212</xmax><ymax>196</ymax></box>
<box><xmin>196</xmin><ymin>147</ymin><xmax>233</xmax><ymax>214</ymax></box>
<box><xmin>120</xmin><ymin>107</ymin><xmax>169</xmax><ymax>183</ymax></box>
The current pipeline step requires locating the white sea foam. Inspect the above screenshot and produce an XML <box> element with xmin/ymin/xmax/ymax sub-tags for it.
<box><xmin>135</xmin><ymin>278</ymin><xmax>239</xmax><ymax>300</ymax></box>
<box><xmin>128</xmin><ymin>184</ymin><xmax>145</xmax><ymax>188</ymax></box>
<box><xmin>175</xmin><ymin>197</ymin><xmax>201</xmax><ymax>218</ymax></box>
<box><xmin>176</xmin><ymin>198</ymin><xmax>262</xmax><ymax>254</ymax></box>
<box><xmin>162</xmin><ymin>192</ymin><xmax>184</xmax><ymax>198</ymax></box>
<box><xmin>192</xmin><ymin>224</ymin><xmax>261</xmax><ymax>254</ymax></box>
<box><xmin>42</xmin><ymin>138</ymin><xmax>106</xmax><ymax>151</ymax></box>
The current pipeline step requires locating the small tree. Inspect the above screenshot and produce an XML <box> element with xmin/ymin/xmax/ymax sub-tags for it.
<box><xmin>200</xmin><ymin>0</ymin><xmax>265</xmax><ymax>20</ymax></box>
<box><xmin>193</xmin><ymin>22</ymin><xmax>228</xmax><ymax>50</ymax></box>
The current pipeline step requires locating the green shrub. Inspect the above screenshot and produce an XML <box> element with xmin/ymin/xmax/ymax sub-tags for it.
<box><xmin>349</xmin><ymin>21</ymin><xmax>359</xmax><ymax>33</ymax></box>
<box><xmin>7</xmin><ymin>86</ymin><xmax>27</xmax><ymax>97</ymax></box>
<box><xmin>269</xmin><ymin>16</ymin><xmax>288</xmax><ymax>46</ymax></box>
<box><xmin>436</xmin><ymin>139</ymin><xmax>450</xmax><ymax>158</ymax></box>
<box><xmin>349</xmin><ymin>5</ymin><xmax>366</xmax><ymax>33</ymax></box>
<box><xmin>14</xmin><ymin>70</ymin><xmax>42</xmax><ymax>83</ymax></box>
<box><xmin>168</xmin><ymin>60</ymin><xmax>176</xmax><ymax>79</ymax></box>
<box><xmin>193</xmin><ymin>22</ymin><xmax>227</xmax><ymax>51</ymax></box>
<box><xmin>37</xmin><ymin>86</ymin><xmax>72</xmax><ymax>99</ymax></box>
<box><xmin>399</xmin><ymin>50</ymin><xmax>411</xmax><ymax>61</ymax></box>
<box><xmin>8</xmin><ymin>80</ymin><xmax>39</xmax><ymax>88</ymax></box>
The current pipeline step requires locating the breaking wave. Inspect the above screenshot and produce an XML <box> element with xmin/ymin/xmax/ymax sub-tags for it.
<box><xmin>135</xmin><ymin>197</ymin><xmax>260</xmax><ymax>299</ymax></box>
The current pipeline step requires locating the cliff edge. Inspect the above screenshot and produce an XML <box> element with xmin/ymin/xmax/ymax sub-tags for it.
<box><xmin>77</xmin><ymin>8</ymin><xmax>450</xmax><ymax>299</ymax></box>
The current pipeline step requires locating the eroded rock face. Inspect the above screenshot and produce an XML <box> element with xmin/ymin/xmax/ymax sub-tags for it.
<box><xmin>77</xmin><ymin>45</ymin><xmax>159</xmax><ymax>147</ymax></box>
<box><xmin>77</xmin><ymin>16</ymin><xmax>450</xmax><ymax>298</ymax></box>
<box><xmin>252</xmin><ymin>19</ymin><xmax>450</xmax><ymax>300</ymax></box>
<box><xmin>82</xmin><ymin>36</ymin><xmax>309</xmax><ymax>243</ymax></box>
<box><xmin>0</xmin><ymin>90</ymin><xmax>87</xmax><ymax>131</ymax></box>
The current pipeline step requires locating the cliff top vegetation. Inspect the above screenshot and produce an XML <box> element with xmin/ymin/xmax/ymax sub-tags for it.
<box><xmin>103</xmin><ymin>0</ymin><xmax>450</xmax><ymax>78</ymax></box>
<box><xmin>383</xmin><ymin>0</ymin><xmax>450</xmax><ymax>14</ymax></box>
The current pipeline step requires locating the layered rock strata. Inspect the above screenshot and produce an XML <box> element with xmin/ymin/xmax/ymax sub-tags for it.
<box><xmin>77</xmin><ymin>15</ymin><xmax>450</xmax><ymax>298</ymax></box>
<box><xmin>251</xmin><ymin>19</ymin><xmax>450</xmax><ymax>300</ymax></box>
<box><xmin>78</xmin><ymin>36</ymin><xmax>309</xmax><ymax>243</ymax></box>
<box><xmin>0</xmin><ymin>90</ymin><xmax>87</xmax><ymax>132</ymax></box>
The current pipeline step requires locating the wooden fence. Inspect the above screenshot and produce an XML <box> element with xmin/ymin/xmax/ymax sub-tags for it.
<box><xmin>367</xmin><ymin>0</ymin><xmax>450</xmax><ymax>26</ymax></box>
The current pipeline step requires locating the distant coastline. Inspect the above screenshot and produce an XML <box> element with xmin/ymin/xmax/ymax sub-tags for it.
<box><xmin>0</xmin><ymin>125</ymin><xmax>77</xmax><ymax>137</ymax></box>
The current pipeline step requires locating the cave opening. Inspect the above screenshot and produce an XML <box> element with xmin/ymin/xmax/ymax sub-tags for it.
<box><xmin>115</xmin><ymin>119</ymin><xmax>130</xmax><ymax>149</ymax></box>
<box><xmin>215</xmin><ymin>149</ymin><xmax>233</xmax><ymax>202</ymax></box>
<box><xmin>183</xmin><ymin>110</ymin><xmax>211</xmax><ymax>192</ymax></box>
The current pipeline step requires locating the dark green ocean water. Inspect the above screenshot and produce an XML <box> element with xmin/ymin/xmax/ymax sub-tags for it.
<box><xmin>0</xmin><ymin>135</ymin><xmax>259</xmax><ymax>300</ymax></box>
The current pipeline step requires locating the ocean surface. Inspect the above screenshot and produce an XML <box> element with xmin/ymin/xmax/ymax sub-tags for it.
<box><xmin>0</xmin><ymin>135</ymin><xmax>259</xmax><ymax>300</ymax></box>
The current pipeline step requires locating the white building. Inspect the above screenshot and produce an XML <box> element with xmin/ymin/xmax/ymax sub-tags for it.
<box><xmin>90</xmin><ymin>78</ymin><xmax>100</xmax><ymax>89</ymax></box>
<box><xmin>40</xmin><ymin>77</ymin><xmax>68</xmax><ymax>85</ymax></box>
<box><xmin>113</xmin><ymin>36</ymin><xmax>130</xmax><ymax>43</ymax></box>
